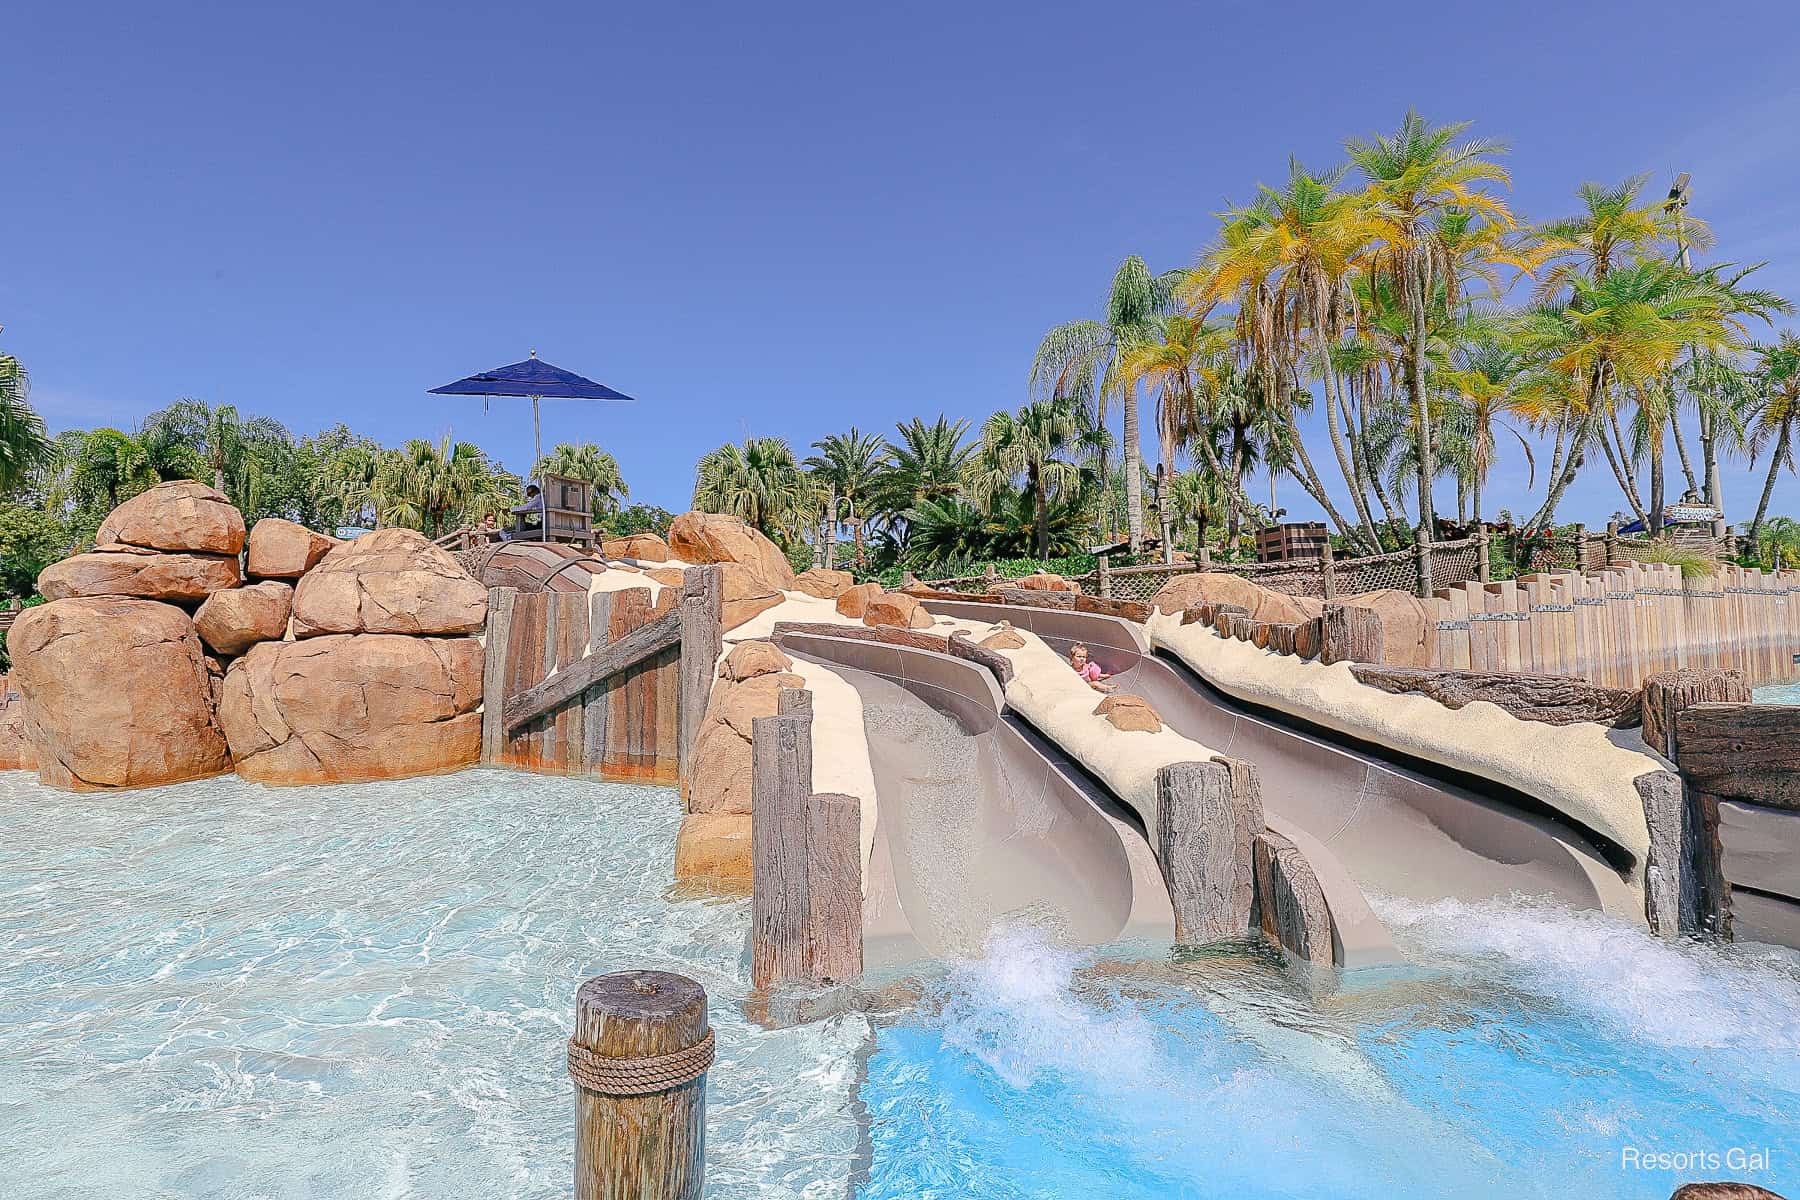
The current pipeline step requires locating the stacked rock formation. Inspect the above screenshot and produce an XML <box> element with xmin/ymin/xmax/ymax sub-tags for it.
<box><xmin>1149</xmin><ymin>571</ymin><xmax>1432</xmax><ymax>667</ymax></box>
<box><xmin>11</xmin><ymin>482</ymin><xmax>247</xmax><ymax>789</ymax></box>
<box><xmin>220</xmin><ymin>528</ymin><xmax>488</xmax><ymax>784</ymax></box>
<box><xmin>675</xmin><ymin>639</ymin><xmax>805</xmax><ymax>889</ymax></box>
<box><xmin>8</xmin><ymin>481</ymin><xmax>489</xmax><ymax>790</ymax></box>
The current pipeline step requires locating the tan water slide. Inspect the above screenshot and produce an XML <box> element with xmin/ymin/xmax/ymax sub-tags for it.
<box><xmin>771</xmin><ymin>628</ymin><xmax>1175</xmax><ymax>969</ymax></box>
<box><xmin>920</xmin><ymin>599</ymin><xmax>1642</xmax><ymax>932</ymax></box>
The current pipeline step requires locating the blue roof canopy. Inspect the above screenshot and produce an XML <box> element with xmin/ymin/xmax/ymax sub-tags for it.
<box><xmin>429</xmin><ymin>355</ymin><xmax>636</xmax><ymax>402</ymax></box>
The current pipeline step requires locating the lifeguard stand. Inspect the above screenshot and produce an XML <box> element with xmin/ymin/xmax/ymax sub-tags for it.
<box><xmin>511</xmin><ymin>474</ymin><xmax>594</xmax><ymax>547</ymax></box>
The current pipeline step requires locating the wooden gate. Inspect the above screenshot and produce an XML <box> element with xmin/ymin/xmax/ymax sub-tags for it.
<box><xmin>479</xmin><ymin>568</ymin><xmax>722</xmax><ymax>784</ymax></box>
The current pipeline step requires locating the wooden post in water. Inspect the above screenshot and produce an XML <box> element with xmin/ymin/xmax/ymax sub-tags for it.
<box><xmin>677</xmin><ymin>566</ymin><xmax>723</xmax><ymax>787</ymax></box>
<box><xmin>1154</xmin><ymin>759</ymin><xmax>1262</xmax><ymax>944</ymax></box>
<box><xmin>751</xmin><ymin>690</ymin><xmax>862</xmax><ymax>992</ymax></box>
<box><xmin>570</xmin><ymin>970</ymin><xmax>713</xmax><ymax>1200</ymax></box>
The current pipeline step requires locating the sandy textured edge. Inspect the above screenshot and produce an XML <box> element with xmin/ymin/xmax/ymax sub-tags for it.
<box><xmin>1146</xmin><ymin>608</ymin><xmax>1657</xmax><ymax>889</ymax></box>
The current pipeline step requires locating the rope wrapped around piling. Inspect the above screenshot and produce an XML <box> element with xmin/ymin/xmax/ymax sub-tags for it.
<box><xmin>566</xmin><ymin>1028</ymin><xmax>715</xmax><ymax>1096</ymax></box>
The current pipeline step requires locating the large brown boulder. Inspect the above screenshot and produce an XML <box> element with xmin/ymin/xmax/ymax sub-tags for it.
<box><xmin>1149</xmin><ymin>572</ymin><xmax>1322</xmax><ymax>626</ymax></box>
<box><xmin>291</xmin><ymin>529</ymin><xmax>487</xmax><ymax>637</ymax></box>
<box><xmin>719</xmin><ymin>639</ymin><xmax>793</xmax><ymax>681</ymax></box>
<box><xmin>97</xmin><ymin>480</ymin><xmax>246</xmax><ymax>555</ymax></box>
<box><xmin>864</xmin><ymin>590</ymin><xmax>933</xmax><ymax>631</ymax></box>
<box><xmin>682</xmin><ymin>671</ymin><xmax>804</xmax><ymax>814</ymax></box>
<box><xmin>38</xmin><ymin>544</ymin><xmax>242</xmax><ymax>604</ymax></box>
<box><xmin>194</xmin><ymin>580</ymin><xmax>294</xmax><ymax>656</ymax></box>
<box><xmin>219</xmin><ymin>634</ymin><xmax>482</xmax><ymax>784</ymax></box>
<box><xmin>247</xmin><ymin>518</ymin><xmax>339</xmax><ymax>579</ymax></box>
<box><xmin>602</xmin><ymin>533</ymin><xmax>671</xmax><ymax>562</ymax></box>
<box><xmin>793</xmin><ymin>567</ymin><xmax>856</xmax><ymax>600</ymax></box>
<box><xmin>8</xmin><ymin>597</ymin><xmax>231</xmax><ymax>790</ymax></box>
<box><xmin>1016</xmin><ymin>572</ymin><xmax>1078</xmax><ymax>593</ymax></box>
<box><xmin>835</xmin><ymin>581</ymin><xmax>884</xmax><ymax>619</ymax></box>
<box><xmin>673</xmin><ymin>812</ymin><xmax>752</xmax><ymax>892</ymax></box>
<box><xmin>1341</xmin><ymin>588</ymin><xmax>1431</xmax><ymax>667</ymax></box>
<box><xmin>667</xmin><ymin>511</ymin><xmax>797</xmax><ymax>589</ymax></box>
<box><xmin>720</xmin><ymin>561</ymin><xmax>783</xmax><ymax>631</ymax></box>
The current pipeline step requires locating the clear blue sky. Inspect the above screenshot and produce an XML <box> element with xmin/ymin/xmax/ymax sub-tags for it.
<box><xmin>6</xmin><ymin>1</ymin><xmax>1798</xmax><ymax>528</ymax></box>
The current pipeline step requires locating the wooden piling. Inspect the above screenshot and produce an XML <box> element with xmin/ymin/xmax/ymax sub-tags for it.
<box><xmin>1154</xmin><ymin>760</ymin><xmax>1262</xmax><ymax>944</ymax></box>
<box><xmin>1320</xmin><ymin>604</ymin><xmax>1384</xmax><ymax>666</ymax></box>
<box><xmin>1641</xmin><ymin>667</ymin><xmax>1750</xmax><ymax>760</ymax></box>
<box><xmin>1318</xmin><ymin>544</ymin><xmax>1336</xmax><ymax>602</ymax></box>
<box><xmin>749</xmin><ymin>696</ymin><xmax>863</xmax><ymax>992</ymax></box>
<box><xmin>678</xmin><ymin>566</ymin><xmax>724</xmax><ymax>786</ymax></box>
<box><xmin>570</xmin><ymin>970</ymin><xmax>712</xmax><ymax>1200</ymax></box>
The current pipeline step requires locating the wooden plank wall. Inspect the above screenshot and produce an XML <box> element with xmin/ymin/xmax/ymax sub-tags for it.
<box><xmin>481</xmin><ymin>585</ymin><xmax>682</xmax><ymax>782</ymax></box>
<box><xmin>1423</xmin><ymin>563</ymin><xmax>1800</xmax><ymax>689</ymax></box>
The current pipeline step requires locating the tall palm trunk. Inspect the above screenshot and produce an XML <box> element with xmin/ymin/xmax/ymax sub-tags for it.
<box><xmin>1317</xmin><ymin>333</ymin><xmax>1381</xmax><ymax>553</ymax></box>
<box><xmin>1748</xmin><ymin>419</ymin><xmax>1791</xmax><ymax>544</ymax></box>
<box><xmin>1648</xmin><ymin>441</ymin><xmax>1666</xmax><ymax>538</ymax></box>
<box><xmin>1669</xmin><ymin>411</ymin><xmax>1700</xmax><ymax>496</ymax></box>
<box><xmin>1123</xmin><ymin>391</ymin><xmax>1144</xmax><ymax>550</ymax></box>
<box><xmin>1029</xmin><ymin>462</ymin><xmax>1049</xmax><ymax>557</ymax></box>
<box><xmin>1407</xmin><ymin>267</ymin><xmax>1438</xmax><ymax>537</ymax></box>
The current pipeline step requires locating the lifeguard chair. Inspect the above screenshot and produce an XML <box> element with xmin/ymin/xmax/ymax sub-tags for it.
<box><xmin>510</xmin><ymin>473</ymin><xmax>594</xmax><ymax>548</ymax></box>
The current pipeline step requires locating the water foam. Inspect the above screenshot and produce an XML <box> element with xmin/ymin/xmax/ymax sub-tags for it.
<box><xmin>1376</xmin><ymin>894</ymin><xmax>1800</xmax><ymax>1050</ymax></box>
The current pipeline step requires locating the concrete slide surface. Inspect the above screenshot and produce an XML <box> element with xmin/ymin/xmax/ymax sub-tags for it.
<box><xmin>921</xmin><ymin>600</ymin><xmax>1641</xmax><ymax>928</ymax></box>
<box><xmin>772</xmin><ymin>628</ymin><xmax>1174</xmax><ymax>969</ymax></box>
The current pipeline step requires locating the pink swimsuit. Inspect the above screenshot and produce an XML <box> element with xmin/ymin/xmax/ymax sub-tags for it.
<box><xmin>1078</xmin><ymin>661</ymin><xmax>1103</xmax><ymax>683</ymax></box>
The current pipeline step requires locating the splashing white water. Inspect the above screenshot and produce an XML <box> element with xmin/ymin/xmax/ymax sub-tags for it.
<box><xmin>1376</xmin><ymin>894</ymin><xmax>1800</xmax><ymax>1051</ymax></box>
<box><xmin>937</xmin><ymin>926</ymin><xmax>1169</xmax><ymax>1092</ymax></box>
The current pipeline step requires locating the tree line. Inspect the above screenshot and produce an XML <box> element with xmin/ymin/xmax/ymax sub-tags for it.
<box><xmin>0</xmin><ymin>378</ymin><xmax>663</xmax><ymax>599</ymax></box>
<box><xmin>687</xmin><ymin>112</ymin><xmax>1800</xmax><ymax>575</ymax></box>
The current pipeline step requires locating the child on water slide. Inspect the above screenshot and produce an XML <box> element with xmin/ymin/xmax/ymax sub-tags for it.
<box><xmin>1069</xmin><ymin>643</ymin><xmax>1116</xmax><ymax>693</ymax></box>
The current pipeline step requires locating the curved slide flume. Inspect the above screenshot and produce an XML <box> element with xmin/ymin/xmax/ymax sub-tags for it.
<box><xmin>770</xmin><ymin>628</ymin><xmax>1174</xmax><ymax>970</ymax></box>
<box><xmin>919</xmin><ymin>599</ymin><xmax>1643</xmax><ymax>934</ymax></box>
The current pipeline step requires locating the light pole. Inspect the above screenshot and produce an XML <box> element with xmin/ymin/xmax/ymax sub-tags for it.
<box><xmin>1667</xmin><ymin>172</ymin><xmax>1729</xmax><ymax>541</ymax></box>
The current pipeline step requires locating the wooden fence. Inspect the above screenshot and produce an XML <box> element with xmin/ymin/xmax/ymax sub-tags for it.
<box><xmin>479</xmin><ymin>569</ymin><xmax>723</xmax><ymax>782</ymax></box>
<box><xmin>1425</xmin><ymin>562</ymin><xmax>1800</xmax><ymax>690</ymax></box>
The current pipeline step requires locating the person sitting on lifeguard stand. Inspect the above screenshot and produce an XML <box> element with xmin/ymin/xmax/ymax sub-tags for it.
<box><xmin>508</xmin><ymin>483</ymin><xmax>546</xmax><ymax>540</ymax></box>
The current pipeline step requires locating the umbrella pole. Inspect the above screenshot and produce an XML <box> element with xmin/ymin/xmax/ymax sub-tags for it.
<box><xmin>532</xmin><ymin>395</ymin><xmax>541</xmax><ymax>478</ymax></box>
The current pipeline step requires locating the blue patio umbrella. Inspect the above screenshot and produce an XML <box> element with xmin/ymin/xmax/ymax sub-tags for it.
<box><xmin>428</xmin><ymin>350</ymin><xmax>635</xmax><ymax>476</ymax></box>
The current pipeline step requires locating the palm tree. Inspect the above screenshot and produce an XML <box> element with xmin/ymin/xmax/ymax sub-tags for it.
<box><xmin>968</xmin><ymin>397</ymin><xmax>1108</xmax><ymax>557</ymax></box>
<box><xmin>1031</xmin><ymin>255</ymin><xmax>1179</xmax><ymax>549</ymax></box>
<box><xmin>140</xmin><ymin>398</ymin><xmax>290</xmax><ymax>500</ymax></box>
<box><xmin>1442</xmin><ymin>335</ymin><xmax>1535</xmax><ymax>528</ymax></box>
<box><xmin>692</xmin><ymin>436</ymin><xmax>810</xmax><ymax>542</ymax></box>
<box><xmin>1189</xmin><ymin>160</ymin><xmax>1391</xmax><ymax>551</ymax></box>
<box><xmin>1745</xmin><ymin>332</ymin><xmax>1800</xmax><ymax>544</ymax></box>
<box><xmin>535</xmin><ymin>442</ymin><xmax>629</xmax><ymax>518</ymax></box>
<box><xmin>804</xmin><ymin>429</ymin><xmax>885</xmax><ymax>569</ymax></box>
<box><xmin>880</xmin><ymin>415</ymin><xmax>972</xmax><ymax>507</ymax></box>
<box><xmin>381</xmin><ymin>435</ymin><xmax>505</xmax><ymax>537</ymax></box>
<box><xmin>1346</xmin><ymin>111</ymin><xmax>1516</xmax><ymax>536</ymax></box>
<box><xmin>1115</xmin><ymin>312</ymin><xmax>1235</xmax><ymax>559</ymax></box>
<box><xmin>1516</xmin><ymin>261</ymin><xmax>1763</xmax><ymax>532</ymax></box>
<box><xmin>1753</xmin><ymin>515</ymin><xmax>1800</xmax><ymax>571</ymax></box>
<box><xmin>0</xmin><ymin>348</ymin><xmax>50</xmax><ymax>497</ymax></box>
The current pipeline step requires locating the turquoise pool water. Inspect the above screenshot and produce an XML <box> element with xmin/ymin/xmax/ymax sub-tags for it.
<box><xmin>5</xmin><ymin>768</ymin><xmax>1798</xmax><ymax>1198</ymax></box>
<box><xmin>858</xmin><ymin>911</ymin><xmax>1800</xmax><ymax>1199</ymax></box>
<box><xmin>0</xmin><ymin>770</ymin><xmax>862</xmax><ymax>1199</ymax></box>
